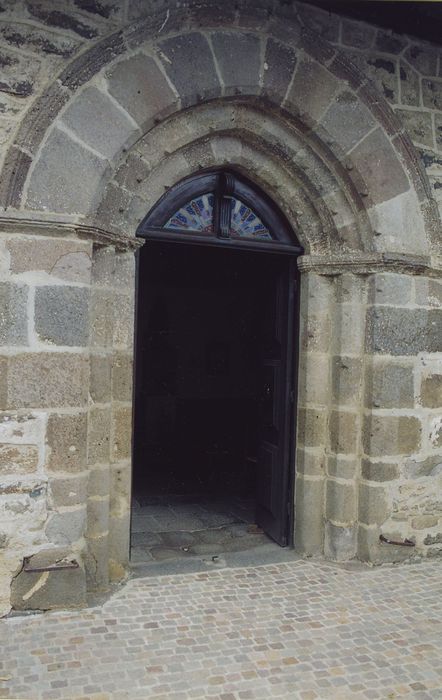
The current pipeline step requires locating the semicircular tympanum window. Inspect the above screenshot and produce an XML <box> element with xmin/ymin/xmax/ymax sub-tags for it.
<box><xmin>137</xmin><ymin>171</ymin><xmax>297</xmax><ymax>247</ymax></box>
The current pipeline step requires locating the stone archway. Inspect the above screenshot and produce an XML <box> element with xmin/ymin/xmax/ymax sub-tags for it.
<box><xmin>2</xmin><ymin>0</ymin><xmax>440</xmax><ymax>613</ymax></box>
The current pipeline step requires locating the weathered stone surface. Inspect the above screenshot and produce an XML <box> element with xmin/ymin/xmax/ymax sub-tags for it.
<box><xmin>396</xmin><ymin>109</ymin><xmax>434</xmax><ymax>148</ymax></box>
<box><xmin>298</xmin><ymin>353</ymin><xmax>329</xmax><ymax>406</ymax></box>
<box><xmin>0</xmin><ymin>282</ymin><xmax>28</xmax><ymax>347</ymax></box>
<box><xmin>263</xmin><ymin>38</ymin><xmax>297</xmax><ymax>101</ymax></box>
<box><xmin>366</xmin><ymin>361</ymin><xmax>415</xmax><ymax>409</ymax></box>
<box><xmin>62</xmin><ymin>86</ymin><xmax>137</xmax><ymax>160</ymax></box>
<box><xmin>422</xmin><ymin>78</ymin><xmax>442</xmax><ymax>110</ymax></box>
<box><xmin>399</xmin><ymin>61</ymin><xmax>420</xmax><ymax>107</ymax></box>
<box><xmin>60</xmin><ymin>31</ymin><xmax>126</xmax><ymax>90</ymax></box>
<box><xmin>324</xmin><ymin>522</ymin><xmax>357</xmax><ymax>561</ymax></box>
<box><xmin>0</xmin><ymin>357</ymin><xmax>6</xmax><ymax>410</ymax></box>
<box><xmin>321</xmin><ymin>90</ymin><xmax>375</xmax><ymax>153</ymax></box>
<box><xmin>0</xmin><ymin>444</ymin><xmax>39</xmax><ymax>473</ymax></box>
<box><xmin>35</xmin><ymin>286</ymin><xmax>90</xmax><ymax>346</ymax></box>
<box><xmin>434</xmin><ymin>113</ymin><xmax>442</xmax><ymax>152</ymax></box>
<box><xmin>211</xmin><ymin>31</ymin><xmax>260</xmax><ymax>94</ymax></box>
<box><xmin>45</xmin><ymin>507</ymin><xmax>87</xmax><ymax>545</ymax></box>
<box><xmin>108</xmin><ymin>510</ymin><xmax>130</xmax><ymax>570</ymax></box>
<box><xmin>0</xmin><ymin>44</ymin><xmax>40</xmax><ymax>97</ymax></box>
<box><xmin>332</xmin><ymin>303</ymin><xmax>365</xmax><ymax>356</ymax></box>
<box><xmin>7</xmin><ymin>238</ymin><xmax>92</xmax><ymax>284</ymax></box>
<box><xmin>73</xmin><ymin>0</ymin><xmax>122</xmax><ymax>20</ymax></box>
<box><xmin>368</xmin><ymin>273</ymin><xmax>413</xmax><ymax>306</ymax></box>
<box><xmin>341</xmin><ymin>19</ymin><xmax>375</xmax><ymax>48</ymax></box>
<box><xmin>114</xmin><ymin>152</ymin><xmax>151</xmax><ymax>191</ymax></box>
<box><xmin>90</xmin><ymin>353</ymin><xmax>111</xmax><ymax>403</ymax></box>
<box><xmin>405</xmin><ymin>44</ymin><xmax>438</xmax><ymax>77</ymax></box>
<box><xmin>11</xmin><ymin>551</ymin><xmax>86</xmax><ymax>610</ymax></box>
<box><xmin>91</xmin><ymin>289</ymin><xmax>114</xmax><ymax>348</ymax></box>
<box><xmin>85</xmin><ymin>534</ymin><xmax>109</xmax><ymax>588</ymax></box>
<box><xmin>49</xmin><ymin>474</ymin><xmax>88</xmax><ymax>507</ymax></box>
<box><xmin>110</xmin><ymin>462</ymin><xmax>131</xmax><ymax>508</ymax></box>
<box><xmin>8</xmin><ymin>353</ymin><xmax>89</xmax><ymax>408</ymax></box>
<box><xmin>158</xmin><ymin>33</ymin><xmax>220</xmax><ymax>105</ymax></box>
<box><xmin>95</xmin><ymin>182</ymin><xmax>132</xmax><ymax>231</ymax></box>
<box><xmin>375</xmin><ymin>30</ymin><xmax>407</xmax><ymax>55</ymax></box>
<box><xmin>359</xmin><ymin>483</ymin><xmax>389</xmax><ymax>525</ymax></box>
<box><xmin>92</xmin><ymin>246</ymin><xmax>115</xmax><ymax>287</ymax></box>
<box><xmin>114</xmin><ymin>252</ymin><xmax>136</xmax><ymax>289</ymax></box>
<box><xmin>421</xmin><ymin>374</ymin><xmax>442</xmax><ymax>409</ymax></box>
<box><xmin>87</xmin><ymin>497</ymin><xmax>109</xmax><ymax>536</ymax></box>
<box><xmin>300</xmin><ymin>312</ymin><xmax>331</xmax><ymax>353</ymax></box>
<box><xmin>112</xmin><ymin>353</ymin><xmax>133</xmax><ymax>402</ymax></box>
<box><xmin>297</xmin><ymin>3</ymin><xmax>340</xmax><ymax>42</ymax></box>
<box><xmin>46</xmin><ymin>412</ymin><xmax>88</xmax><ymax>473</ymax></box>
<box><xmin>366</xmin><ymin>307</ymin><xmax>441</xmax><ymax>355</ymax></box>
<box><xmin>350</xmin><ymin>128</ymin><xmax>410</xmax><ymax>205</ymax></box>
<box><xmin>26</xmin><ymin>127</ymin><xmax>109</xmax><ymax>215</ymax></box>
<box><xmin>363</xmin><ymin>415</ymin><xmax>421</xmax><ymax>457</ymax></box>
<box><xmin>297</xmin><ymin>408</ymin><xmax>327</xmax><ymax>448</ymax></box>
<box><xmin>294</xmin><ymin>477</ymin><xmax>324</xmax><ymax>555</ymax></box>
<box><xmin>327</xmin><ymin>455</ymin><xmax>356</xmax><ymax>481</ymax></box>
<box><xmin>286</xmin><ymin>59</ymin><xmax>339</xmax><ymax>125</ymax></box>
<box><xmin>326</xmin><ymin>480</ymin><xmax>356</xmax><ymax>524</ymax></box>
<box><xmin>412</xmin><ymin>515</ymin><xmax>438</xmax><ymax>530</ymax></box>
<box><xmin>329</xmin><ymin>411</ymin><xmax>358</xmax><ymax>455</ymax></box>
<box><xmin>332</xmin><ymin>356</ymin><xmax>362</xmax><ymax>406</ymax></box>
<box><xmin>0</xmin><ymin>145</ymin><xmax>32</xmax><ymax>209</ymax></box>
<box><xmin>87</xmin><ymin>406</ymin><xmax>111</xmax><ymax>465</ymax></box>
<box><xmin>296</xmin><ymin>448</ymin><xmax>325</xmax><ymax>477</ymax></box>
<box><xmin>358</xmin><ymin>525</ymin><xmax>413</xmax><ymax>564</ymax></box>
<box><xmin>112</xmin><ymin>406</ymin><xmax>132</xmax><ymax>462</ymax></box>
<box><xmin>361</xmin><ymin>459</ymin><xmax>399</xmax><ymax>482</ymax></box>
<box><xmin>0</xmin><ymin>20</ymin><xmax>79</xmax><ymax>57</ymax></box>
<box><xmin>113</xmin><ymin>293</ymin><xmax>135</xmax><ymax>348</ymax></box>
<box><xmin>88</xmin><ymin>465</ymin><xmax>110</xmax><ymax>497</ymax></box>
<box><xmin>404</xmin><ymin>455</ymin><xmax>442</xmax><ymax>479</ymax></box>
<box><xmin>26</xmin><ymin>1</ymin><xmax>99</xmax><ymax>38</ymax></box>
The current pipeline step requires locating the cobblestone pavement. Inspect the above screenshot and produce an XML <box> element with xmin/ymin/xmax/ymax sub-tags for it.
<box><xmin>0</xmin><ymin>559</ymin><xmax>441</xmax><ymax>700</ymax></box>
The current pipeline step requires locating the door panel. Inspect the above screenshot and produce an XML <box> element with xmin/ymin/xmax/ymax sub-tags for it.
<box><xmin>255</xmin><ymin>258</ymin><xmax>296</xmax><ymax>546</ymax></box>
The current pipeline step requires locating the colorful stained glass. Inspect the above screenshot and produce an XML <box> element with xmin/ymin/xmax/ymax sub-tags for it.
<box><xmin>229</xmin><ymin>198</ymin><xmax>271</xmax><ymax>239</ymax></box>
<box><xmin>165</xmin><ymin>193</ymin><xmax>214</xmax><ymax>232</ymax></box>
<box><xmin>165</xmin><ymin>193</ymin><xmax>272</xmax><ymax>239</ymax></box>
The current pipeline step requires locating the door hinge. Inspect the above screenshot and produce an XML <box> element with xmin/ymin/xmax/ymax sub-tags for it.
<box><xmin>289</xmin><ymin>389</ymin><xmax>295</xmax><ymax>404</ymax></box>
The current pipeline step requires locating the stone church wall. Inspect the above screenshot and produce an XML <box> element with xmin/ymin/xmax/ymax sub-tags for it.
<box><xmin>0</xmin><ymin>0</ymin><xmax>440</xmax><ymax>614</ymax></box>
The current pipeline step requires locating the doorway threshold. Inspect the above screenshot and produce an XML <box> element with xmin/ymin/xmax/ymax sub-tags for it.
<box><xmin>130</xmin><ymin>494</ymin><xmax>300</xmax><ymax>578</ymax></box>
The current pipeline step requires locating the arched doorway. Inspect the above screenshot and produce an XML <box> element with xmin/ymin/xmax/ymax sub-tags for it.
<box><xmin>131</xmin><ymin>170</ymin><xmax>303</xmax><ymax>563</ymax></box>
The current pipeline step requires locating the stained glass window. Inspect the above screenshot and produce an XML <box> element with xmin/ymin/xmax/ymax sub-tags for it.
<box><xmin>165</xmin><ymin>194</ymin><xmax>272</xmax><ymax>239</ymax></box>
<box><xmin>165</xmin><ymin>193</ymin><xmax>215</xmax><ymax>233</ymax></box>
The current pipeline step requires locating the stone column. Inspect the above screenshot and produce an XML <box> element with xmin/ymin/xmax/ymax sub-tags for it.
<box><xmin>85</xmin><ymin>244</ymin><xmax>136</xmax><ymax>587</ymax></box>
<box><xmin>359</xmin><ymin>271</ymin><xmax>442</xmax><ymax>563</ymax></box>
<box><xmin>295</xmin><ymin>272</ymin><xmax>333</xmax><ymax>556</ymax></box>
<box><xmin>324</xmin><ymin>272</ymin><xmax>366</xmax><ymax>561</ymax></box>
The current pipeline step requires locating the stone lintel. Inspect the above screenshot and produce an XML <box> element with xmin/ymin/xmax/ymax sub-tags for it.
<box><xmin>0</xmin><ymin>215</ymin><xmax>143</xmax><ymax>251</ymax></box>
<box><xmin>298</xmin><ymin>252</ymin><xmax>442</xmax><ymax>278</ymax></box>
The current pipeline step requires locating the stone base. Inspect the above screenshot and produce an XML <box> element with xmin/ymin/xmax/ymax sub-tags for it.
<box><xmin>10</xmin><ymin>549</ymin><xmax>87</xmax><ymax>611</ymax></box>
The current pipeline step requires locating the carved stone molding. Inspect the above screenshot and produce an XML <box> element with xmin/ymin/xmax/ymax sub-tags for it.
<box><xmin>0</xmin><ymin>215</ymin><xmax>144</xmax><ymax>251</ymax></box>
<box><xmin>298</xmin><ymin>252</ymin><xmax>442</xmax><ymax>278</ymax></box>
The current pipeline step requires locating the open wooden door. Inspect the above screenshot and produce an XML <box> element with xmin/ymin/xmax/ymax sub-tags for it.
<box><xmin>255</xmin><ymin>257</ymin><xmax>297</xmax><ymax>546</ymax></box>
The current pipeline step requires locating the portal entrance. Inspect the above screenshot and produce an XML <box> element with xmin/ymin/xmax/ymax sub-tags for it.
<box><xmin>131</xmin><ymin>171</ymin><xmax>301</xmax><ymax>565</ymax></box>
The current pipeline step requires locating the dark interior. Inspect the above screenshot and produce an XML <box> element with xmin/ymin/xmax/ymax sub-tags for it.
<box><xmin>132</xmin><ymin>241</ymin><xmax>284</xmax><ymax>503</ymax></box>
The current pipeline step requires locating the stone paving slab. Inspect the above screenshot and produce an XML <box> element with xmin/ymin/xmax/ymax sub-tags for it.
<box><xmin>0</xmin><ymin>559</ymin><xmax>442</xmax><ymax>699</ymax></box>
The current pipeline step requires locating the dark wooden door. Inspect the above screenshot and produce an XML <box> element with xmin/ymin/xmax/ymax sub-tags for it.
<box><xmin>255</xmin><ymin>258</ymin><xmax>296</xmax><ymax>546</ymax></box>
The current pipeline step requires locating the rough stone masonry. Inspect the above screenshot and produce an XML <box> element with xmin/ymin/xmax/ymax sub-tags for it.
<box><xmin>0</xmin><ymin>0</ymin><xmax>440</xmax><ymax>614</ymax></box>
